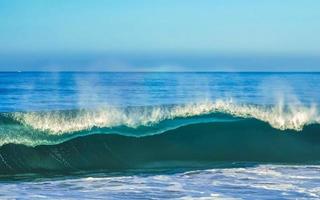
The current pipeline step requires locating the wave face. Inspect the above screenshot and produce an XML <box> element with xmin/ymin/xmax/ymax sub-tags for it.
<box><xmin>0</xmin><ymin>101</ymin><xmax>320</xmax><ymax>174</ymax></box>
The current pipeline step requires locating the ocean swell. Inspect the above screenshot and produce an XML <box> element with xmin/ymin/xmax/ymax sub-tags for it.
<box><xmin>0</xmin><ymin>100</ymin><xmax>319</xmax><ymax>147</ymax></box>
<box><xmin>0</xmin><ymin>119</ymin><xmax>320</xmax><ymax>174</ymax></box>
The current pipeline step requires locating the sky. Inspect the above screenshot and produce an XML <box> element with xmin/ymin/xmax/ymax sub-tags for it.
<box><xmin>0</xmin><ymin>0</ymin><xmax>320</xmax><ymax>71</ymax></box>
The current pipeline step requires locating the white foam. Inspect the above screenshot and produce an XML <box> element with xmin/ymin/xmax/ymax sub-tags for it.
<box><xmin>10</xmin><ymin>99</ymin><xmax>320</xmax><ymax>134</ymax></box>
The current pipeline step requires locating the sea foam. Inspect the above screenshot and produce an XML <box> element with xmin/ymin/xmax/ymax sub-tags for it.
<box><xmin>10</xmin><ymin>100</ymin><xmax>320</xmax><ymax>134</ymax></box>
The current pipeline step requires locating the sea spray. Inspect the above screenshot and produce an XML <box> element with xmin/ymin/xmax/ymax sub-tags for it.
<box><xmin>10</xmin><ymin>100</ymin><xmax>319</xmax><ymax>134</ymax></box>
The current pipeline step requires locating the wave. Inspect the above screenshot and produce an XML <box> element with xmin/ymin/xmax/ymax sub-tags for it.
<box><xmin>11</xmin><ymin>100</ymin><xmax>320</xmax><ymax>132</ymax></box>
<box><xmin>0</xmin><ymin>118</ymin><xmax>320</xmax><ymax>174</ymax></box>
<box><xmin>0</xmin><ymin>100</ymin><xmax>319</xmax><ymax>147</ymax></box>
<box><xmin>0</xmin><ymin>100</ymin><xmax>319</xmax><ymax>174</ymax></box>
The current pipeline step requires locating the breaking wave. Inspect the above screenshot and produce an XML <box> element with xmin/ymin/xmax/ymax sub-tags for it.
<box><xmin>0</xmin><ymin>100</ymin><xmax>320</xmax><ymax>174</ymax></box>
<box><xmin>9</xmin><ymin>100</ymin><xmax>320</xmax><ymax>132</ymax></box>
<box><xmin>0</xmin><ymin>100</ymin><xmax>319</xmax><ymax>147</ymax></box>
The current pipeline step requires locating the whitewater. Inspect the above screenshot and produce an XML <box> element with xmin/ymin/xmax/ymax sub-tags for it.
<box><xmin>0</xmin><ymin>99</ymin><xmax>318</xmax><ymax>147</ymax></box>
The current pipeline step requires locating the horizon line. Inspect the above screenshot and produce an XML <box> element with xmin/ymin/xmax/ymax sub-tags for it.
<box><xmin>1</xmin><ymin>71</ymin><xmax>320</xmax><ymax>73</ymax></box>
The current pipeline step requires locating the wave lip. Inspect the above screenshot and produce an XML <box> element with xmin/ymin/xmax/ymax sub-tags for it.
<box><xmin>10</xmin><ymin>100</ymin><xmax>320</xmax><ymax>133</ymax></box>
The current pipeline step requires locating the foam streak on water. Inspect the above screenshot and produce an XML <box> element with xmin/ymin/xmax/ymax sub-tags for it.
<box><xmin>0</xmin><ymin>165</ymin><xmax>319</xmax><ymax>199</ymax></box>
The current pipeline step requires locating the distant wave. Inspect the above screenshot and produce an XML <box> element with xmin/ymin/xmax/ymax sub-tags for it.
<box><xmin>0</xmin><ymin>100</ymin><xmax>319</xmax><ymax>147</ymax></box>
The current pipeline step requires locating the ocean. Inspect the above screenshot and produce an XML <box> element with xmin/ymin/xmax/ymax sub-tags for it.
<box><xmin>0</xmin><ymin>72</ymin><xmax>320</xmax><ymax>199</ymax></box>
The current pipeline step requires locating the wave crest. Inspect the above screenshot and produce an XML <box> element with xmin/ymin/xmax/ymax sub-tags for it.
<box><xmin>10</xmin><ymin>100</ymin><xmax>320</xmax><ymax>133</ymax></box>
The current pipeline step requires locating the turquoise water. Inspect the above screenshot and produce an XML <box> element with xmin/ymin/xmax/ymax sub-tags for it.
<box><xmin>0</xmin><ymin>72</ymin><xmax>320</xmax><ymax>199</ymax></box>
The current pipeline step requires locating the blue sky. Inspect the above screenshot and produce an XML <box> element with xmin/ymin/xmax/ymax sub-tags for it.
<box><xmin>0</xmin><ymin>0</ymin><xmax>320</xmax><ymax>71</ymax></box>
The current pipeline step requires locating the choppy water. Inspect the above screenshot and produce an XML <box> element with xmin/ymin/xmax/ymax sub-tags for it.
<box><xmin>1</xmin><ymin>165</ymin><xmax>320</xmax><ymax>199</ymax></box>
<box><xmin>0</xmin><ymin>72</ymin><xmax>320</xmax><ymax>199</ymax></box>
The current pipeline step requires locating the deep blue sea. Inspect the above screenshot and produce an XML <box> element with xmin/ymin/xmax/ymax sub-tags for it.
<box><xmin>0</xmin><ymin>72</ymin><xmax>320</xmax><ymax>199</ymax></box>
